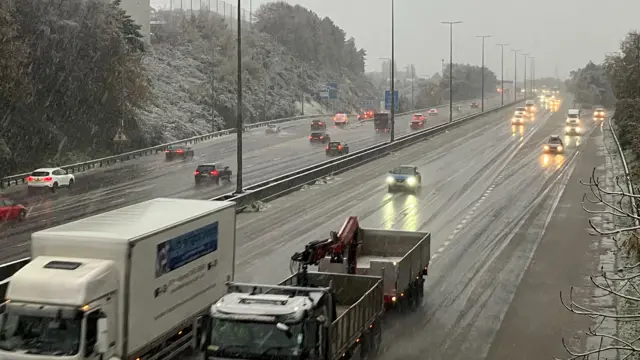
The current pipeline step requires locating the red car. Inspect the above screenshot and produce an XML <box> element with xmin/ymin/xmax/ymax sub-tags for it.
<box><xmin>410</xmin><ymin>114</ymin><xmax>425</xmax><ymax>130</ymax></box>
<box><xmin>0</xmin><ymin>198</ymin><xmax>26</xmax><ymax>221</ymax></box>
<box><xmin>358</xmin><ymin>110</ymin><xmax>374</xmax><ymax>121</ymax></box>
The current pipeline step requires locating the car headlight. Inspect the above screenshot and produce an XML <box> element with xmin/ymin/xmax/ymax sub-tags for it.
<box><xmin>407</xmin><ymin>177</ymin><xmax>417</xmax><ymax>186</ymax></box>
<box><xmin>565</xmin><ymin>126</ymin><xmax>571</xmax><ymax>132</ymax></box>
<box><xmin>557</xmin><ymin>146</ymin><xmax>563</xmax><ymax>151</ymax></box>
<box><xmin>544</xmin><ymin>145</ymin><xmax>550</xmax><ymax>151</ymax></box>
<box><xmin>386</xmin><ymin>176</ymin><xmax>395</xmax><ymax>184</ymax></box>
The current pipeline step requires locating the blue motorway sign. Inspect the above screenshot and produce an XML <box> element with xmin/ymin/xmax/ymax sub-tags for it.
<box><xmin>384</xmin><ymin>90</ymin><xmax>399</xmax><ymax>111</ymax></box>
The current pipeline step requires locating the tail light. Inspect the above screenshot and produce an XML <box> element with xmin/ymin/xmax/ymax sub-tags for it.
<box><xmin>309</xmin><ymin>136</ymin><xmax>312</xmax><ymax>139</ymax></box>
<box><xmin>211</xmin><ymin>170</ymin><xmax>219</xmax><ymax>176</ymax></box>
<box><xmin>325</xmin><ymin>146</ymin><xmax>329</xmax><ymax>150</ymax></box>
<box><xmin>164</xmin><ymin>150</ymin><xmax>169</xmax><ymax>153</ymax></box>
<box><xmin>27</xmin><ymin>176</ymin><xmax>33</xmax><ymax>182</ymax></box>
<box><xmin>194</xmin><ymin>171</ymin><xmax>200</xmax><ymax>175</ymax></box>
<box><xmin>43</xmin><ymin>176</ymin><xmax>53</xmax><ymax>181</ymax></box>
<box><xmin>338</xmin><ymin>145</ymin><xmax>343</xmax><ymax>150</ymax></box>
<box><xmin>177</xmin><ymin>149</ymin><xmax>183</xmax><ymax>153</ymax></box>
<box><xmin>320</xmin><ymin>136</ymin><xmax>324</xmax><ymax>139</ymax></box>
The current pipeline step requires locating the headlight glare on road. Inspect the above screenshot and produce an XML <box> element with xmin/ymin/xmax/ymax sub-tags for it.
<box><xmin>386</xmin><ymin>176</ymin><xmax>395</xmax><ymax>184</ymax></box>
<box><xmin>407</xmin><ymin>177</ymin><xmax>417</xmax><ymax>186</ymax></box>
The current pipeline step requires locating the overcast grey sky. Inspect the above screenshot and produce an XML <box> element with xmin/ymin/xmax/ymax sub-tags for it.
<box><xmin>154</xmin><ymin>0</ymin><xmax>640</xmax><ymax>79</ymax></box>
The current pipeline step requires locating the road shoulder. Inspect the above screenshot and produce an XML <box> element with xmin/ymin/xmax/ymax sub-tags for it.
<box><xmin>485</xmin><ymin>124</ymin><xmax>610</xmax><ymax>359</ymax></box>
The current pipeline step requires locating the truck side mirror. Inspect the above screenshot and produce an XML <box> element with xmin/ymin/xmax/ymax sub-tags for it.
<box><xmin>96</xmin><ymin>318</ymin><xmax>109</xmax><ymax>353</ymax></box>
<box><xmin>276</xmin><ymin>323</ymin><xmax>293</xmax><ymax>338</ymax></box>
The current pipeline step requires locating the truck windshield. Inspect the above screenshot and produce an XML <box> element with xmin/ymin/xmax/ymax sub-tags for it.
<box><xmin>0</xmin><ymin>312</ymin><xmax>81</xmax><ymax>356</ymax></box>
<box><xmin>210</xmin><ymin>318</ymin><xmax>302</xmax><ymax>356</ymax></box>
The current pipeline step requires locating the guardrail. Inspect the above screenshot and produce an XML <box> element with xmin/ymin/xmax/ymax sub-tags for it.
<box><xmin>213</xmin><ymin>98</ymin><xmax>527</xmax><ymax>208</ymax></box>
<box><xmin>1</xmin><ymin>97</ymin><xmax>496</xmax><ymax>189</ymax></box>
<box><xmin>0</xmin><ymin>96</ymin><xmax>513</xmax><ymax>298</ymax></box>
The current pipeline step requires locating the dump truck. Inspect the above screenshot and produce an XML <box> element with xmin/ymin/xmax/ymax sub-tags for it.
<box><xmin>0</xmin><ymin>198</ymin><xmax>236</xmax><ymax>360</ymax></box>
<box><xmin>373</xmin><ymin>112</ymin><xmax>390</xmax><ymax>133</ymax></box>
<box><xmin>200</xmin><ymin>216</ymin><xmax>431</xmax><ymax>359</ymax></box>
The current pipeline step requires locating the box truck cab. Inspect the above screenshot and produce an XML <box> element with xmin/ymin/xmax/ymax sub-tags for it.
<box><xmin>0</xmin><ymin>198</ymin><xmax>236</xmax><ymax>360</ymax></box>
<box><xmin>566</xmin><ymin>109</ymin><xmax>581</xmax><ymax>124</ymax></box>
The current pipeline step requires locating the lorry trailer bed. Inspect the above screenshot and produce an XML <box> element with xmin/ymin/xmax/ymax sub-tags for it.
<box><xmin>356</xmin><ymin>256</ymin><xmax>404</xmax><ymax>269</ymax></box>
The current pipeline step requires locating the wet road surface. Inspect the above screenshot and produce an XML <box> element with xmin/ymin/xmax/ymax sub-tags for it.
<box><xmin>0</xmin><ymin>97</ymin><xmax>503</xmax><ymax>261</ymax></box>
<box><xmin>224</xmin><ymin>99</ymin><xmax>606</xmax><ymax>359</ymax></box>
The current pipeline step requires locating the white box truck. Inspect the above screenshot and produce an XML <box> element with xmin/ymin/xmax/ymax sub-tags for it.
<box><xmin>0</xmin><ymin>198</ymin><xmax>236</xmax><ymax>360</ymax></box>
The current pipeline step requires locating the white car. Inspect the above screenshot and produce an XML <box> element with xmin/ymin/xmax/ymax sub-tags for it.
<box><xmin>428</xmin><ymin>108</ymin><xmax>438</xmax><ymax>116</ymax></box>
<box><xmin>27</xmin><ymin>167</ymin><xmax>75</xmax><ymax>193</ymax></box>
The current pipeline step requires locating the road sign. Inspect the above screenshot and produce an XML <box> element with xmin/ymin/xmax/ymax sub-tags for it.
<box><xmin>360</xmin><ymin>99</ymin><xmax>374</xmax><ymax>108</ymax></box>
<box><xmin>384</xmin><ymin>90</ymin><xmax>399</xmax><ymax>111</ymax></box>
<box><xmin>327</xmin><ymin>82</ymin><xmax>338</xmax><ymax>100</ymax></box>
<box><xmin>113</xmin><ymin>128</ymin><xmax>128</xmax><ymax>141</ymax></box>
<box><xmin>319</xmin><ymin>91</ymin><xmax>329</xmax><ymax>100</ymax></box>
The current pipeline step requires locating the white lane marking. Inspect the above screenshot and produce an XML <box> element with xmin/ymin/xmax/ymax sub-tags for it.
<box><xmin>273</xmin><ymin>157</ymin><xmax>281</xmax><ymax>161</ymax></box>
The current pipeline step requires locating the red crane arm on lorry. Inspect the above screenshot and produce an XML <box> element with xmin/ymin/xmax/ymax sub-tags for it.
<box><xmin>290</xmin><ymin>216</ymin><xmax>360</xmax><ymax>280</ymax></box>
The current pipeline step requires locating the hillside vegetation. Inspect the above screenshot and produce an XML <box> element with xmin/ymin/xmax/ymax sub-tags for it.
<box><xmin>0</xmin><ymin>0</ymin><xmax>374</xmax><ymax>177</ymax></box>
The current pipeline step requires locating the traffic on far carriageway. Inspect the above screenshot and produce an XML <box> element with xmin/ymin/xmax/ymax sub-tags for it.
<box><xmin>0</xmin><ymin>97</ymin><xmax>500</xmax><ymax>233</ymax></box>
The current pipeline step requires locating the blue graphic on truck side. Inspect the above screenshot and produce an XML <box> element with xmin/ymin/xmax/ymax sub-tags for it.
<box><xmin>155</xmin><ymin>222</ymin><xmax>218</xmax><ymax>278</ymax></box>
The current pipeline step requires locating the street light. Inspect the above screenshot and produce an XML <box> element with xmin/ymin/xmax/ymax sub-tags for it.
<box><xmin>235</xmin><ymin>0</ymin><xmax>243</xmax><ymax>194</ymax></box>
<box><xmin>390</xmin><ymin>0</ymin><xmax>395</xmax><ymax>142</ymax></box>
<box><xmin>477</xmin><ymin>35</ymin><xmax>491</xmax><ymax>112</ymax></box>
<box><xmin>511</xmin><ymin>49</ymin><xmax>520</xmax><ymax>101</ymax></box>
<box><xmin>442</xmin><ymin>21</ymin><xmax>462</xmax><ymax>123</ymax></box>
<box><xmin>528</xmin><ymin>56</ymin><xmax>535</xmax><ymax>94</ymax></box>
<box><xmin>522</xmin><ymin>53</ymin><xmax>529</xmax><ymax>97</ymax></box>
<box><xmin>496</xmin><ymin>43</ymin><xmax>508</xmax><ymax>106</ymax></box>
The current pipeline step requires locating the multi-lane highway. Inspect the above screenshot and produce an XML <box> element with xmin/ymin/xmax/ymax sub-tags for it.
<box><xmin>220</xmin><ymin>99</ymin><xmax>609</xmax><ymax>359</ymax></box>
<box><xmin>0</xmin><ymin>97</ymin><xmax>503</xmax><ymax>261</ymax></box>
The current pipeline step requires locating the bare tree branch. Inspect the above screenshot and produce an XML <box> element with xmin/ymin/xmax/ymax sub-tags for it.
<box><xmin>558</xmin><ymin>166</ymin><xmax>640</xmax><ymax>359</ymax></box>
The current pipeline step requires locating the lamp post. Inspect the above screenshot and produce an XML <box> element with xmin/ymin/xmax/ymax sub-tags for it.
<box><xmin>511</xmin><ymin>49</ymin><xmax>520</xmax><ymax>100</ymax></box>
<box><xmin>529</xmin><ymin>56</ymin><xmax>535</xmax><ymax>93</ymax></box>
<box><xmin>522</xmin><ymin>53</ymin><xmax>529</xmax><ymax>97</ymax></box>
<box><xmin>496</xmin><ymin>43</ymin><xmax>508</xmax><ymax>105</ymax></box>
<box><xmin>477</xmin><ymin>35</ymin><xmax>491</xmax><ymax>112</ymax></box>
<box><xmin>235</xmin><ymin>0</ymin><xmax>243</xmax><ymax>194</ymax></box>
<box><xmin>390</xmin><ymin>0</ymin><xmax>395</xmax><ymax>141</ymax></box>
<box><xmin>442</xmin><ymin>21</ymin><xmax>462</xmax><ymax>123</ymax></box>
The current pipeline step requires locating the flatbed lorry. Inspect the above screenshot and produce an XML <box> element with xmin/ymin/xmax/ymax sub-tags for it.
<box><xmin>0</xmin><ymin>198</ymin><xmax>236</xmax><ymax>360</ymax></box>
<box><xmin>200</xmin><ymin>216</ymin><xmax>431</xmax><ymax>359</ymax></box>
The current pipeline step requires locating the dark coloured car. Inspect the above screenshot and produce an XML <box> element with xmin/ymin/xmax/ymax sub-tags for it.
<box><xmin>194</xmin><ymin>163</ymin><xmax>232</xmax><ymax>185</ymax></box>
<box><xmin>0</xmin><ymin>198</ymin><xmax>26</xmax><ymax>221</ymax></box>
<box><xmin>470</xmin><ymin>102</ymin><xmax>480</xmax><ymax>109</ymax></box>
<box><xmin>543</xmin><ymin>135</ymin><xmax>564</xmax><ymax>154</ymax></box>
<box><xmin>326</xmin><ymin>141</ymin><xmax>349</xmax><ymax>156</ymax></box>
<box><xmin>386</xmin><ymin>165</ymin><xmax>422</xmax><ymax>193</ymax></box>
<box><xmin>165</xmin><ymin>145</ymin><xmax>194</xmax><ymax>161</ymax></box>
<box><xmin>310</xmin><ymin>120</ymin><xmax>327</xmax><ymax>131</ymax></box>
<box><xmin>265</xmin><ymin>124</ymin><xmax>281</xmax><ymax>134</ymax></box>
<box><xmin>309</xmin><ymin>131</ymin><xmax>330</xmax><ymax>144</ymax></box>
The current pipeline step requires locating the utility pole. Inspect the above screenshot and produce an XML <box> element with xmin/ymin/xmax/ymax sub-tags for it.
<box><xmin>477</xmin><ymin>35</ymin><xmax>491</xmax><ymax>112</ymax></box>
<box><xmin>235</xmin><ymin>0</ymin><xmax>243</xmax><ymax>194</ymax></box>
<box><xmin>390</xmin><ymin>0</ymin><xmax>396</xmax><ymax>142</ymax></box>
<box><xmin>496</xmin><ymin>43</ymin><xmax>508</xmax><ymax>106</ymax></box>
<box><xmin>442</xmin><ymin>21</ymin><xmax>462</xmax><ymax>123</ymax></box>
<box><xmin>529</xmin><ymin>57</ymin><xmax>535</xmax><ymax>93</ymax></box>
<box><xmin>511</xmin><ymin>49</ymin><xmax>520</xmax><ymax>101</ymax></box>
<box><xmin>522</xmin><ymin>53</ymin><xmax>529</xmax><ymax>98</ymax></box>
<box><xmin>210</xmin><ymin>45</ymin><xmax>216</xmax><ymax>132</ymax></box>
<box><xmin>411</xmin><ymin>65</ymin><xmax>415</xmax><ymax>111</ymax></box>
